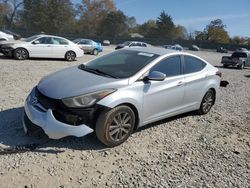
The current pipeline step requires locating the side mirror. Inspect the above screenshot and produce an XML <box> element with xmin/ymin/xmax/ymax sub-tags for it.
<box><xmin>33</xmin><ymin>40</ymin><xmax>40</xmax><ymax>45</ymax></box>
<box><xmin>145</xmin><ymin>71</ymin><xmax>166</xmax><ymax>81</ymax></box>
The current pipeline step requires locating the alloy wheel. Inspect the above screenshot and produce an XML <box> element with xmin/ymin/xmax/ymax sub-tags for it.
<box><xmin>109</xmin><ymin>112</ymin><xmax>132</xmax><ymax>142</ymax></box>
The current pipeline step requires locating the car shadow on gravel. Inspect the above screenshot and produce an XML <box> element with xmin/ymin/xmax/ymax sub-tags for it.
<box><xmin>244</xmin><ymin>75</ymin><xmax>250</xmax><ymax>78</ymax></box>
<box><xmin>0</xmin><ymin>54</ymin><xmax>12</xmax><ymax>59</ymax></box>
<box><xmin>0</xmin><ymin>107</ymin><xmax>106</xmax><ymax>155</ymax></box>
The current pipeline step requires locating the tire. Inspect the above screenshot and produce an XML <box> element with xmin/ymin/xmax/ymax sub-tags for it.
<box><xmin>95</xmin><ymin>105</ymin><xmax>135</xmax><ymax>147</ymax></box>
<box><xmin>198</xmin><ymin>89</ymin><xmax>215</xmax><ymax>115</ymax></box>
<box><xmin>223</xmin><ymin>64</ymin><xmax>228</xmax><ymax>68</ymax></box>
<box><xmin>65</xmin><ymin>51</ymin><xmax>76</xmax><ymax>61</ymax></box>
<box><xmin>238</xmin><ymin>62</ymin><xmax>245</xmax><ymax>70</ymax></box>
<box><xmin>14</xmin><ymin>48</ymin><xmax>29</xmax><ymax>60</ymax></box>
<box><xmin>92</xmin><ymin>49</ymin><xmax>98</xmax><ymax>55</ymax></box>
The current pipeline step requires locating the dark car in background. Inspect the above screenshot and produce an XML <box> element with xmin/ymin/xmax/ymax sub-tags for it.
<box><xmin>189</xmin><ymin>45</ymin><xmax>199</xmax><ymax>51</ymax></box>
<box><xmin>217</xmin><ymin>47</ymin><xmax>228</xmax><ymax>53</ymax></box>
<box><xmin>221</xmin><ymin>51</ymin><xmax>250</xmax><ymax>69</ymax></box>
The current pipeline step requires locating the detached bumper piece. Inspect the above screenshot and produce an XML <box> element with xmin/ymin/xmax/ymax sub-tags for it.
<box><xmin>23</xmin><ymin>87</ymin><xmax>106</xmax><ymax>139</ymax></box>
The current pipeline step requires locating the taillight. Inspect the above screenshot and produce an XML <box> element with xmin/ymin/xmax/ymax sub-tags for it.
<box><xmin>216</xmin><ymin>71</ymin><xmax>222</xmax><ymax>78</ymax></box>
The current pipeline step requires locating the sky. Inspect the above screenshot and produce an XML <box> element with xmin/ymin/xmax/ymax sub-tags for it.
<box><xmin>73</xmin><ymin>0</ymin><xmax>250</xmax><ymax>37</ymax></box>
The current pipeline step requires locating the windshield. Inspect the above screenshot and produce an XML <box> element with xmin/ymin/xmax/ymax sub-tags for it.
<box><xmin>123</xmin><ymin>41</ymin><xmax>132</xmax><ymax>46</ymax></box>
<box><xmin>232</xmin><ymin>52</ymin><xmax>247</xmax><ymax>58</ymax></box>
<box><xmin>24</xmin><ymin>35</ymin><xmax>40</xmax><ymax>42</ymax></box>
<box><xmin>83</xmin><ymin>50</ymin><xmax>159</xmax><ymax>78</ymax></box>
<box><xmin>73</xmin><ymin>39</ymin><xmax>81</xmax><ymax>43</ymax></box>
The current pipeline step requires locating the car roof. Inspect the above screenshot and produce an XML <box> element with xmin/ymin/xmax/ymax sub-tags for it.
<box><xmin>124</xmin><ymin>47</ymin><xmax>177</xmax><ymax>56</ymax></box>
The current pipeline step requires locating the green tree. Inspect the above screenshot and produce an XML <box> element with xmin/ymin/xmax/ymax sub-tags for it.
<box><xmin>138</xmin><ymin>20</ymin><xmax>157</xmax><ymax>38</ymax></box>
<box><xmin>205</xmin><ymin>19</ymin><xmax>229</xmax><ymax>43</ymax></box>
<box><xmin>22</xmin><ymin>0</ymin><xmax>75</xmax><ymax>33</ymax></box>
<box><xmin>97</xmin><ymin>10</ymin><xmax>129</xmax><ymax>38</ymax></box>
<box><xmin>156</xmin><ymin>11</ymin><xmax>175</xmax><ymax>39</ymax></box>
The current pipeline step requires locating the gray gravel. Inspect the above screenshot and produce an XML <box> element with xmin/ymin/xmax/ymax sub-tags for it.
<box><xmin>0</xmin><ymin>47</ymin><xmax>249</xmax><ymax>187</ymax></box>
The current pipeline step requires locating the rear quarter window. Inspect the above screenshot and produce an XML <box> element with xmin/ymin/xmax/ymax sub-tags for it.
<box><xmin>184</xmin><ymin>56</ymin><xmax>206</xmax><ymax>74</ymax></box>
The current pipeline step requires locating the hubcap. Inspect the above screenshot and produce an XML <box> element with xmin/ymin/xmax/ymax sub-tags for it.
<box><xmin>202</xmin><ymin>92</ymin><xmax>214</xmax><ymax>113</ymax></box>
<box><xmin>67</xmin><ymin>52</ymin><xmax>75</xmax><ymax>61</ymax></box>
<box><xmin>16</xmin><ymin>49</ymin><xmax>27</xmax><ymax>59</ymax></box>
<box><xmin>109</xmin><ymin>112</ymin><xmax>132</xmax><ymax>142</ymax></box>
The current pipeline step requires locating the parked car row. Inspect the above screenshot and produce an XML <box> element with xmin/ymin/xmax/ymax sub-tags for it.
<box><xmin>0</xmin><ymin>34</ymin><xmax>105</xmax><ymax>61</ymax></box>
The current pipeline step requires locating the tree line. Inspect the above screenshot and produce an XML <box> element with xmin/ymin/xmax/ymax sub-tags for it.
<box><xmin>0</xmin><ymin>0</ymin><xmax>249</xmax><ymax>46</ymax></box>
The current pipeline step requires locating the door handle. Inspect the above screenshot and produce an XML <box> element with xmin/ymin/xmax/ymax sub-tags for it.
<box><xmin>177</xmin><ymin>81</ymin><xmax>184</xmax><ymax>86</ymax></box>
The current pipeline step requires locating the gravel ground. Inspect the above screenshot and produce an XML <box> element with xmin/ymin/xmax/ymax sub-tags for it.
<box><xmin>0</xmin><ymin>47</ymin><xmax>249</xmax><ymax>188</ymax></box>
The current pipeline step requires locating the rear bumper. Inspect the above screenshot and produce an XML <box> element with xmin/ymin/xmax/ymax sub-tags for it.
<box><xmin>23</xmin><ymin>88</ymin><xmax>94</xmax><ymax>139</ymax></box>
<box><xmin>221</xmin><ymin>61</ymin><xmax>240</xmax><ymax>66</ymax></box>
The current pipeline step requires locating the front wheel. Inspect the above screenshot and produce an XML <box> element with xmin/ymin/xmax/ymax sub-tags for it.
<box><xmin>198</xmin><ymin>89</ymin><xmax>215</xmax><ymax>115</ymax></box>
<box><xmin>95</xmin><ymin>105</ymin><xmax>135</xmax><ymax>147</ymax></box>
<box><xmin>65</xmin><ymin>51</ymin><xmax>76</xmax><ymax>61</ymax></box>
<box><xmin>238</xmin><ymin>62</ymin><xmax>245</xmax><ymax>70</ymax></box>
<box><xmin>14</xmin><ymin>48</ymin><xmax>29</xmax><ymax>60</ymax></box>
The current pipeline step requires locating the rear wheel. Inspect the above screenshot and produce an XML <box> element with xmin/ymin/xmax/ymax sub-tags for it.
<box><xmin>198</xmin><ymin>89</ymin><xmax>215</xmax><ymax>115</ymax></box>
<box><xmin>14</xmin><ymin>48</ymin><xmax>29</xmax><ymax>60</ymax></box>
<box><xmin>95</xmin><ymin>105</ymin><xmax>135</xmax><ymax>147</ymax></box>
<box><xmin>65</xmin><ymin>51</ymin><xmax>76</xmax><ymax>61</ymax></box>
<box><xmin>238</xmin><ymin>62</ymin><xmax>245</xmax><ymax>70</ymax></box>
<box><xmin>92</xmin><ymin>49</ymin><xmax>98</xmax><ymax>55</ymax></box>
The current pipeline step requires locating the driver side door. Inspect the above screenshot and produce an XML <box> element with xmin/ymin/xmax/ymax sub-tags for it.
<box><xmin>28</xmin><ymin>37</ymin><xmax>54</xmax><ymax>58</ymax></box>
<box><xmin>143</xmin><ymin>55</ymin><xmax>185</xmax><ymax>124</ymax></box>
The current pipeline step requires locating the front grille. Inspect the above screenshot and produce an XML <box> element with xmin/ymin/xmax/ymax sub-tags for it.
<box><xmin>35</xmin><ymin>87</ymin><xmax>61</xmax><ymax>110</ymax></box>
<box><xmin>34</xmin><ymin>87</ymin><xmax>106</xmax><ymax>127</ymax></box>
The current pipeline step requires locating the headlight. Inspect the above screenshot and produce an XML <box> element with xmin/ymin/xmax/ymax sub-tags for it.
<box><xmin>62</xmin><ymin>89</ymin><xmax>116</xmax><ymax>108</ymax></box>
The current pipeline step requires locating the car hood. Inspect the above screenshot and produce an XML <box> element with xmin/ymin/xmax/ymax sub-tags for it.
<box><xmin>37</xmin><ymin>66</ymin><xmax>128</xmax><ymax>99</ymax></box>
<box><xmin>0</xmin><ymin>40</ymin><xmax>26</xmax><ymax>45</ymax></box>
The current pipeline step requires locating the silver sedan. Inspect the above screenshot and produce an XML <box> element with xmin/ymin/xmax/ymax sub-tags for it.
<box><xmin>23</xmin><ymin>47</ymin><xmax>221</xmax><ymax>147</ymax></box>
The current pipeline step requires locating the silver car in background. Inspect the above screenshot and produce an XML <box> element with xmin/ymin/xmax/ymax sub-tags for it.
<box><xmin>23</xmin><ymin>47</ymin><xmax>221</xmax><ymax>147</ymax></box>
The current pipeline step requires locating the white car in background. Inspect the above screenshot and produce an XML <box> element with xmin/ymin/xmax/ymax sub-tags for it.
<box><xmin>0</xmin><ymin>31</ymin><xmax>14</xmax><ymax>41</ymax></box>
<box><xmin>0</xmin><ymin>34</ymin><xmax>84</xmax><ymax>61</ymax></box>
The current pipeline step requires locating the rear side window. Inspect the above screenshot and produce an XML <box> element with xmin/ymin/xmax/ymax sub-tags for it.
<box><xmin>184</xmin><ymin>56</ymin><xmax>206</xmax><ymax>74</ymax></box>
<box><xmin>232</xmin><ymin>52</ymin><xmax>247</xmax><ymax>58</ymax></box>
<box><xmin>150</xmin><ymin>56</ymin><xmax>182</xmax><ymax>77</ymax></box>
<box><xmin>52</xmin><ymin>37</ymin><xmax>69</xmax><ymax>45</ymax></box>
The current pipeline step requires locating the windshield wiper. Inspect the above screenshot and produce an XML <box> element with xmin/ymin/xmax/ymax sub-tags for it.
<box><xmin>79</xmin><ymin>64</ymin><xmax>118</xmax><ymax>79</ymax></box>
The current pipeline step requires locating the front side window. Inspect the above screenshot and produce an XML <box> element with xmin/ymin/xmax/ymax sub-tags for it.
<box><xmin>36</xmin><ymin>37</ymin><xmax>53</xmax><ymax>44</ymax></box>
<box><xmin>184</xmin><ymin>56</ymin><xmax>206</xmax><ymax>74</ymax></box>
<box><xmin>83</xmin><ymin>50</ymin><xmax>159</xmax><ymax>78</ymax></box>
<box><xmin>150</xmin><ymin>56</ymin><xmax>182</xmax><ymax>77</ymax></box>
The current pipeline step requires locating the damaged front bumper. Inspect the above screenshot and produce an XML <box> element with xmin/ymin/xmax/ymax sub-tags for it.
<box><xmin>23</xmin><ymin>88</ymin><xmax>94</xmax><ymax>139</ymax></box>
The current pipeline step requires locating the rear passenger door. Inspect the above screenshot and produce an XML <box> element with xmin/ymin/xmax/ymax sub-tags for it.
<box><xmin>182</xmin><ymin>55</ymin><xmax>208</xmax><ymax>110</ymax></box>
<box><xmin>51</xmin><ymin>37</ymin><xmax>69</xmax><ymax>58</ymax></box>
